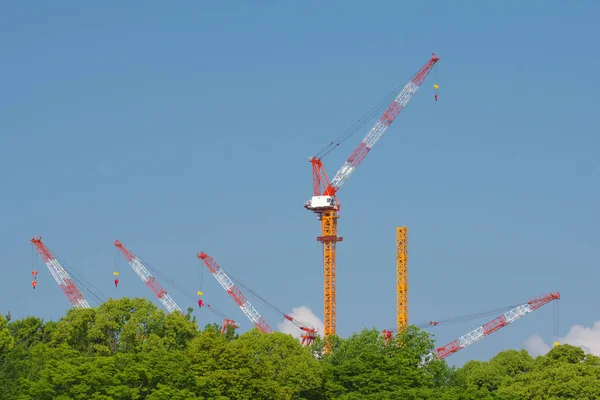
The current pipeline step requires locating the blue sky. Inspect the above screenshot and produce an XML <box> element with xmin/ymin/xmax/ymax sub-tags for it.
<box><xmin>1</xmin><ymin>1</ymin><xmax>598</xmax><ymax>366</ymax></box>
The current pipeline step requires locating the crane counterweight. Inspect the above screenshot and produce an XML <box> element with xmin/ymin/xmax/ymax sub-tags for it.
<box><xmin>305</xmin><ymin>195</ymin><xmax>337</xmax><ymax>211</ymax></box>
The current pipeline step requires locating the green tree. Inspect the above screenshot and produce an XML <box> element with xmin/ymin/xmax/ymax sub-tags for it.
<box><xmin>0</xmin><ymin>313</ymin><xmax>13</xmax><ymax>355</ymax></box>
<box><xmin>321</xmin><ymin>327</ymin><xmax>454</xmax><ymax>399</ymax></box>
<box><xmin>5</xmin><ymin>297</ymin><xmax>600</xmax><ymax>400</ymax></box>
<box><xmin>497</xmin><ymin>345</ymin><xmax>600</xmax><ymax>400</ymax></box>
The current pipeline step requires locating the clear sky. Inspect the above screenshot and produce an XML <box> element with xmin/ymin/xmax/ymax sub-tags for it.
<box><xmin>1</xmin><ymin>1</ymin><xmax>598</xmax><ymax>366</ymax></box>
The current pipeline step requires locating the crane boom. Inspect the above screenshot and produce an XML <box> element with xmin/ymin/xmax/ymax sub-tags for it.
<box><xmin>197</xmin><ymin>252</ymin><xmax>273</xmax><ymax>333</ymax></box>
<box><xmin>114</xmin><ymin>240</ymin><xmax>182</xmax><ymax>313</ymax></box>
<box><xmin>30</xmin><ymin>237</ymin><xmax>91</xmax><ymax>309</ymax></box>
<box><xmin>423</xmin><ymin>292</ymin><xmax>560</xmax><ymax>364</ymax></box>
<box><xmin>326</xmin><ymin>53</ymin><xmax>439</xmax><ymax>194</ymax></box>
<box><xmin>304</xmin><ymin>54</ymin><xmax>439</xmax><ymax>343</ymax></box>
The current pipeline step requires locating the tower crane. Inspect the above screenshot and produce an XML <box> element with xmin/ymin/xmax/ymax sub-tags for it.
<box><xmin>423</xmin><ymin>292</ymin><xmax>560</xmax><ymax>364</ymax></box>
<box><xmin>197</xmin><ymin>252</ymin><xmax>318</xmax><ymax>346</ymax></box>
<box><xmin>30</xmin><ymin>237</ymin><xmax>91</xmax><ymax>309</ymax></box>
<box><xmin>305</xmin><ymin>54</ymin><xmax>440</xmax><ymax>339</ymax></box>
<box><xmin>114</xmin><ymin>240</ymin><xmax>182</xmax><ymax>314</ymax></box>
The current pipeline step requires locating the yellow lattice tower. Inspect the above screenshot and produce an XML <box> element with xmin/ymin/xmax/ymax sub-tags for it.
<box><xmin>397</xmin><ymin>226</ymin><xmax>408</xmax><ymax>331</ymax></box>
<box><xmin>318</xmin><ymin>209</ymin><xmax>342</xmax><ymax>342</ymax></box>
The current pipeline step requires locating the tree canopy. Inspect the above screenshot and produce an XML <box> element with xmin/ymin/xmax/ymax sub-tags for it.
<box><xmin>0</xmin><ymin>298</ymin><xmax>596</xmax><ymax>400</ymax></box>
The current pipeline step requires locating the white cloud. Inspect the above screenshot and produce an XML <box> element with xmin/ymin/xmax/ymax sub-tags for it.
<box><xmin>277</xmin><ymin>306</ymin><xmax>324</xmax><ymax>341</ymax></box>
<box><xmin>525</xmin><ymin>321</ymin><xmax>600</xmax><ymax>357</ymax></box>
<box><xmin>524</xmin><ymin>334</ymin><xmax>551</xmax><ymax>357</ymax></box>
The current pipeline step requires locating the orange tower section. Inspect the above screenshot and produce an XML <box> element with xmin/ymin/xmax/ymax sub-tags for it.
<box><xmin>317</xmin><ymin>209</ymin><xmax>343</xmax><ymax>338</ymax></box>
<box><xmin>397</xmin><ymin>226</ymin><xmax>408</xmax><ymax>331</ymax></box>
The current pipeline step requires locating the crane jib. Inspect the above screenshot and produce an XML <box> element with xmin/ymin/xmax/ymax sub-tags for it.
<box><xmin>306</xmin><ymin>54</ymin><xmax>439</xmax><ymax>210</ymax></box>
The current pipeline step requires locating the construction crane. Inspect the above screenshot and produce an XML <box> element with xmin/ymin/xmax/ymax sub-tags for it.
<box><xmin>114</xmin><ymin>240</ymin><xmax>182</xmax><ymax>314</ymax></box>
<box><xmin>397</xmin><ymin>226</ymin><xmax>408</xmax><ymax>332</ymax></box>
<box><xmin>305</xmin><ymin>54</ymin><xmax>440</xmax><ymax>339</ymax></box>
<box><xmin>30</xmin><ymin>237</ymin><xmax>91</xmax><ymax>309</ymax></box>
<box><xmin>423</xmin><ymin>292</ymin><xmax>560</xmax><ymax>364</ymax></box>
<box><xmin>197</xmin><ymin>252</ymin><xmax>318</xmax><ymax>346</ymax></box>
<box><xmin>221</xmin><ymin>319</ymin><xmax>239</xmax><ymax>334</ymax></box>
<box><xmin>197</xmin><ymin>252</ymin><xmax>273</xmax><ymax>333</ymax></box>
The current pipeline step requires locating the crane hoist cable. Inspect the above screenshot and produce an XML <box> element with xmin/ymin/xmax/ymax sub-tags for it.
<box><xmin>306</xmin><ymin>54</ymin><xmax>440</xmax><ymax>342</ymax></box>
<box><xmin>135</xmin><ymin>256</ymin><xmax>231</xmax><ymax>321</ymax></box>
<box><xmin>30</xmin><ymin>242</ymin><xmax>39</xmax><ymax>289</ymax></box>
<box><xmin>31</xmin><ymin>237</ymin><xmax>107</xmax><ymax>305</ymax></box>
<box><xmin>30</xmin><ymin>237</ymin><xmax>92</xmax><ymax>309</ymax></box>
<box><xmin>553</xmin><ymin>299</ymin><xmax>560</xmax><ymax>346</ymax></box>
<box><xmin>113</xmin><ymin>247</ymin><xmax>121</xmax><ymax>288</ymax></box>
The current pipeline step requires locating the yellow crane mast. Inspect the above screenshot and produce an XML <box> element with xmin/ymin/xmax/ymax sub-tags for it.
<box><xmin>317</xmin><ymin>209</ymin><xmax>342</xmax><ymax>337</ymax></box>
<box><xmin>305</xmin><ymin>54</ymin><xmax>440</xmax><ymax>343</ymax></box>
<box><xmin>397</xmin><ymin>226</ymin><xmax>408</xmax><ymax>331</ymax></box>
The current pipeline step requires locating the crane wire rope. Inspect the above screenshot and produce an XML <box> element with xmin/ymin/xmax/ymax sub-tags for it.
<box><xmin>554</xmin><ymin>299</ymin><xmax>560</xmax><ymax>343</ymax></box>
<box><xmin>315</xmin><ymin>76</ymin><xmax>412</xmax><ymax>159</ymax></box>
<box><xmin>409</xmin><ymin>304</ymin><xmax>520</xmax><ymax>331</ymax></box>
<box><xmin>138</xmin><ymin>258</ymin><xmax>230</xmax><ymax>321</ymax></box>
<box><xmin>224</xmin><ymin>271</ymin><xmax>314</xmax><ymax>330</ymax></box>
<box><xmin>54</xmin><ymin>254</ymin><xmax>107</xmax><ymax>305</ymax></box>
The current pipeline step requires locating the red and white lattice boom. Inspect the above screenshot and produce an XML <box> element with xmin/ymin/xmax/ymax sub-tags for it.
<box><xmin>197</xmin><ymin>252</ymin><xmax>273</xmax><ymax>334</ymax></box>
<box><xmin>114</xmin><ymin>240</ymin><xmax>182</xmax><ymax>313</ymax></box>
<box><xmin>30</xmin><ymin>237</ymin><xmax>91</xmax><ymax>309</ymax></box>
<box><xmin>423</xmin><ymin>292</ymin><xmax>560</xmax><ymax>364</ymax></box>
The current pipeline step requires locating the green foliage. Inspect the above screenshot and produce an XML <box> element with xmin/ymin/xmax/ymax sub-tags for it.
<box><xmin>0</xmin><ymin>313</ymin><xmax>14</xmax><ymax>355</ymax></box>
<box><xmin>0</xmin><ymin>298</ymin><xmax>598</xmax><ymax>400</ymax></box>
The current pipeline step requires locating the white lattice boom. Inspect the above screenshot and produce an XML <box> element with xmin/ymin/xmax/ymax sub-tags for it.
<box><xmin>315</xmin><ymin>53</ymin><xmax>440</xmax><ymax>204</ymax></box>
<box><xmin>423</xmin><ymin>292</ymin><xmax>560</xmax><ymax>364</ymax></box>
<box><xmin>197</xmin><ymin>252</ymin><xmax>273</xmax><ymax>333</ymax></box>
<box><xmin>30</xmin><ymin>237</ymin><xmax>91</xmax><ymax>309</ymax></box>
<box><xmin>114</xmin><ymin>240</ymin><xmax>182</xmax><ymax>313</ymax></box>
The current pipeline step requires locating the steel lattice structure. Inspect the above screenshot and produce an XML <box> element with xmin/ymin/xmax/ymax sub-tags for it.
<box><xmin>30</xmin><ymin>237</ymin><xmax>91</xmax><ymax>309</ymax></box>
<box><xmin>423</xmin><ymin>292</ymin><xmax>560</xmax><ymax>364</ymax></box>
<box><xmin>197</xmin><ymin>252</ymin><xmax>273</xmax><ymax>333</ymax></box>
<box><xmin>305</xmin><ymin>54</ymin><xmax>440</xmax><ymax>340</ymax></box>
<box><xmin>114</xmin><ymin>240</ymin><xmax>182</xmax><ymax>314</ymax></box>
<box><xmin>396</xmin><ymin>226</ymin><xmax>408</xmax><ymax>331</ymax></box>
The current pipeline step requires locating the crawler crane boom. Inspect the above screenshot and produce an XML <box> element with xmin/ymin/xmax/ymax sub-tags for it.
<box><xmin>197</xmin><ymin>252</ymin><xmax>273</xmax><ymax>333</ymax></box>
<box><xmin>197</xmin><ymin>252</ymin><xmax>318</xmax><ymax>345</ymax></box>
<box><xmin>114</xmin><ymin>240</ymin><xmax>182</xmax><ymax>313</ymax></box>
<box><xmin>423</xmin><ymin>292</ymin><xmax>560</xmax><ymax>364</ymax></box>
<box><xmin>30</xmin><ymin>237</ymin><xmax>91</xmax><ymax>309</ymax></box>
